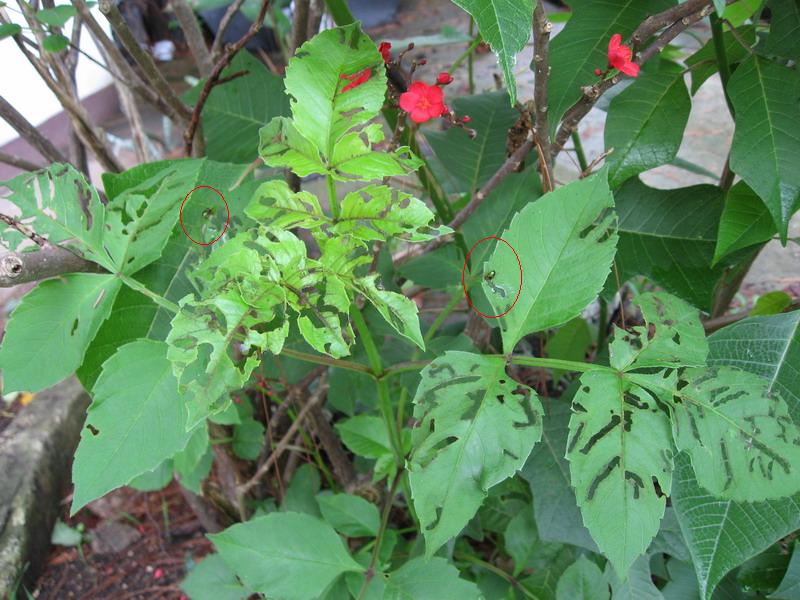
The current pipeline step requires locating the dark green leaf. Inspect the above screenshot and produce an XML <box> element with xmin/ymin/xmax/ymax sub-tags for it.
<box><xmin>42</xmin><ymin>33</ymin><xmax>69</xmax><ymax>52</ymax></box>
<box><xmin>772</xmin><ymin>542</ymin><xmax>800</xmax><ymax>599</ymax></box>
<box><xmin>181</xmin><ymin>554</ymin><xmax>252</xmax><ymax>600</ymax></box>
<box><xmin>765</xmin><ymin>0</ymin><xmax>800</xmax><ymax>60</ymax></box>
<box><xmin>686</xmin><ymin>26</ymin><xmax>756</xmax><ymax>94</ymax></box>
<box><xmin>713</xmin><ymin>181</ymin><xmax>776</xmax><ymax>266</ymax></box>
<box><xmin>0</xmin><ymin>23</ymin><xmax>21</xmax><ymax>39</ymax></box>
<box><xmin>556</xmin><ymin>555</ymin><xmax>609</xmax><ymax>600</ymax></box>
<box><xmin>316</xmin><ymin>493</ymin><xmax>380</xmax><ymax>537</ymax></box>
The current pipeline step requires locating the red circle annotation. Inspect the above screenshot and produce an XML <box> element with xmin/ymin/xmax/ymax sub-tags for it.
<box><xmin>179</xmin><ymin>185</ymin><xmax>230</xmax><ymax>246</ymax></box>
<box><xmin>461</xmin><ymin>235</ymin><xmax>523</xmax><ymax>319</ymax></box>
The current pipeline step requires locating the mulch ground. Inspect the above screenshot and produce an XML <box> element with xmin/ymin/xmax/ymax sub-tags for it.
<box><xmin>31</xmin><ymin>482</ymin><xmax>213</xmax><ymax>600</ymax></box>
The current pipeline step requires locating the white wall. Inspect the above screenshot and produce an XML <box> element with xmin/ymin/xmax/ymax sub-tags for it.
<box><xmin>0</xmin><ymin>2</ymin><xmax>114</xmax><ymax>146</ymax></box>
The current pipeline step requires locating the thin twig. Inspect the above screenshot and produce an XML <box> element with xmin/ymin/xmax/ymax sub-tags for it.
<box><xmin>171</xmin><ymin>0</ymin><xmax>213</xmax><ymax>75</ymax></box>
<box><xmin>0</xmin><ymin>150</ymin><xmax>46</xmax><ymax>171</ymax></box>
<box><xmin>531</xmin><ymin>2</ymin><xmax>553</xmax><ymax>178</ymax></box>
<box><xmin>185</xmin><ymin>0</ymin><xmax>272</xmax><ymax>156</ymax></box>
<box><xmin>0</xmin><ymin>95</ymin><xmax>66</xmax><ymax>164</ymax></box>
<box><xmin>209</xmin><ymin>0</ymin><xmax>247</xmax><ymax>62</ymax></box>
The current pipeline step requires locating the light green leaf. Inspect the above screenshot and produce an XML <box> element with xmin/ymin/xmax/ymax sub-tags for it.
<box><xmin>51</xmin><ymin>521</ymin><xmax>83</xmax><ymax>547</ymax></box>
<box><xmin>129</xmin><ymin>460</ymin><xmax>173</xmax><ymax>491</ymax></box>
<box><xmin>449</xmin><ymin>0</ymin><xmax>532</xmax><ymax>105</ymax></box>
<box><xmin>772</xmin><ymin>542</ymin><xmax>800</xmax><ymax>599</ymax></box>
<box><xmin>566</xmin><ymin>371</ymin><xmax>674</xmax><ymax>577</ymax></box>
<box><xmin>547</xmin><ymin>0</ymin><xmax>674</xmax><ymax>131</ymax></box>
<box><xmin>317</xmin><ymin>493</ymin><xmax>380</xmax><ymax>537</ymax></box>
<box><xmin>70</xmin><ymin>340</ymin><xmax>194</xmax><ymax>513</ymax></box>
<box><xmin>611</xmin><ymin>179</ymin><xmax>734</xmax><ymax>310</ymax></box>
<box><xmin>209</xmin><ymin>512</ymin><xmax>364</xmax><ymax>600</ymax></box>
<box><xmin>752</xmin><ymin>291</ymin><xmax>793</xmax><ymax>316</ymax></box>
<box><xmin>174</xmin><ymin>425</ymin><xmax>212</xmax><ymax>494</ymax></box>
<box><xmin>425</xmin><ymin>91</ymin><xmax>520</xmax><ymax>195</ymax></box>
<box><xmin>605</xmin><ymin>62</ymin><xmax>691</xmax><ymax>188</ymax></box>
<box><xmin>652</xmin><ymin>366</ymin><xmax>800</xmax><ymax>502</ymax></box>
<box><xmin>281</xmin><ymin>464</ymin><xmax>322</xmax><ymax>516</ymax></box>
<box><xmin>0</xmin><ymin>164</ymin><xmax>111</xmax><ymax>268</ymax></box>
<box><xmin>556</xmin><ymin>555</ymin><xmax>609</xmax><ymax>600</ymax></box>
<box><xmin>713</xmin><ymin>180</ymin><xmax>776</xmax><ymax>266</ymax></box>
<box><xmin>409</xmin><ymin>351</ymin><xmax>542</xmax><ymax>555</ymax></box>
<box><xmin>0</xmin><ymin>273</ymin><xmax>121</xmax><ymax>393</ymax></box>
<box><xmin>232</xmin><ymin>417</ymin><xmax>265</xmax><ymax>460</ymax></box>
<box><xmin>488</xmin><ymin>171</ymin><xmax>617</xmax><ymax>351</ymax></box>
<box><xmin>605</xmin><ymin>555</ymin><xmax>664</xmax><ymax>599</ymax></box>
<box><xmin>504</xmin><ymin>506</ymin><xmax>537</xmax><ymax>576</ymax></box>
<box><xmin>728</xmin><ymin>55</ymin><xmax>800</xmax><ymax>240</ymax></box>
<box><xmin>521</xmin><ymin>397</ymin><xmax>598</xmax><ymax>552</ymax></box>
<box><xmin>355</xmin><ymin>275</ymin><xmax>425</xmax><ymax>350</ymax></box>
<box><xmin>183</xmin><ymin>51</ymin><xmax>289</xmax><ymax>163</ymax></box>
<box><xmin>335</xmin><ymin>415</ymin><xmax>393</xmax><ymax>458</ymax></box>
<box><xmin>181</xmin><ymin>554</ymin><xmax>252</xmax><ymax>600</ymax></box>
<box><xmin>609</xmin><ymin>292</ymin><xmax>708</xmax><ymax>371</ymax></box>
<box><xmin>382</xmin><ymin>556</ymin><xmax>483</xmax><ymax>599</ymax></box>
<box><xmin>765</xmin><ymin>0</ymin><xmax>800</xmax><ymax>61</ymax></box>
<box><xmin>35</xmin><ymin>5</ymin><xmax>76</xmax><ymax>27</ymax></box>
<box><xmin>672</xmin><ymin>310</ymin><xmax>800</xmax><ymax>599</ymax></box>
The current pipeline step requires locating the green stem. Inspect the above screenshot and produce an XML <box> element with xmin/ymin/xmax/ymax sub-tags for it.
<box><xmin>381</xmin><ymin>360</ymin><xmax>433</xmax><ymax>380</ymax></box>
<box><xmin>508</xmin><ymin>355</ymin><xmax>612</xmax><ymax>373</ymax></box>
<box><xmin>597</xmin><ymin>296</ymin><xmax>609</xmax><ymax>353</ymax></box>
<box><xmin>326</xmin><ymin>174</ymin><xmax>340</xmax><ymax>219</ymax></box>
<box><xmin>280</xmin><ymin>348</ymin><xmax>374</xmax><ymax>376</ymax></box>
<box><xmin>571</xmin><ymin>130</ymin><xmax>589</xmax><ymax>172</ymax></box>
<box><xmin>423</xmin><ymin>289</ymin><xmax>463</xmax><ymax>344</ymax></box>
<box><xmin>356</xmin><ymin>470</ymin><xmax>403</xmax><ymax>600</ymax></box>
<box><xmin>322</xmin><ymin>0</ymin><xmax>355</xmax><ymax>25</ymax></box>
<box><xmin>710</xmin><ymin>14</ymin><xmax>734</xmax><ymax>116</ymax></box>
<box><xmin>449</xmin><ymin>32</ymin><xmax>482</xmax><ymax>75</ymax></box>
<box><xmin>118</xmin><ymin>274</ymin><xmax>180</xmax><ymax>313</ymax></box>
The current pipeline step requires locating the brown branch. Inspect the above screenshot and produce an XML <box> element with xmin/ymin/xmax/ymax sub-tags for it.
<box><xmin>0</xmin><ymin>150</ymin><xmax>46</xmax><ymax>172</ymax></box>
<box><xmin>0</xmin><ymin>246</ymin><xmax>105</xmax><ymax>287</ymax></box>
<box><xmin>291</xmin><ymin>0</ymin><xmax>310</xmax><ymax>53</ymax></box>
<box><xmin>531</xmin><ymin>2</ymin><xmax>553</xmax><ymax>178</ymax></box>
<box><xmin>184</xmin><ymin>0</ymin><xmax>272</xmax><ymax>156</ymax></box>
<box><xmin>98</xmin><ymin>0</ymin><xmax>192</xmax><ymax>123</ymax></box>
<box><xmin>551</xmin><ymin>0</ymin><xmax>716</xmax><ymax>156</ymax></box>
<box><xmin>0</xmin><ymin>95</ymin><xmax>66</xmax><ymax>164</ymax></box>
<box><xmin>171</xmin><ymin>0</ymin><xmax>213</xmax><ymax>76</ymax></box>
<box><xmin>393</xmin><ymin>131</ymin><xmax>535</xmax><ymax>265</ymax></box>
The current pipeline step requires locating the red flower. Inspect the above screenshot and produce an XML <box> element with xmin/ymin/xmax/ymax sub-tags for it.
<box><xmin>399</xmin><ymin>81</ymin><xmax>446</xmax><ymax>123</ymax></box>
<box><xmin>607</xmin><ymin>34</ymin><xmax>639</xmax><ymax>77</ymax></box>
<box><xmin>379</xmin><ymin>42</ymin><xmax>391</xmax><ymax>63</ymax></box>
<box><xmin>436</xmin><ymin>71</ymin><xmax>454</xmax><ymax>85</ymax></box>
<box><xmin>340</xmin><ymin>68</ymin><xmax>372</xmax><ymax>93</ymax></box>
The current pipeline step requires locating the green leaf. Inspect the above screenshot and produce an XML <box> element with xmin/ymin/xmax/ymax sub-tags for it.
<box><xmin>42</xmin><ymin>32</ymin><xmax>69</xmax><ymax>52</ymax></box>
<box><xmin>752</xmin><ymin>291</ymin><xmax>793</xmax><ymax>316</ymax></box>
<box><xmin>765</xmin><ymin>0</ymin><xmax>800</xmax><ymax>61</ymax></box>
<box><xmin>547</xmin><ymin>0</ymin><xmax>674</xmax><ymax>131</ymax></box>
<box><xmin>546</xmin><ymin>318</ymin><xmax>593</xmax><ymax>381</ymax></box>
<box><xmin>181</xmin><ymin>554</ymin><xmax>252</xmax><ymax>600</ymax></box>
<box><xmin>713</xmin><ymin>0</ymin><xmax>728</xmax><ymax>15</ymax></box>
<box><xmin>70</xmin><ymin>340</ymin><xmax>194</xmax><ymax>513</ymax></box>
<box><xmin>487</xmin><ymin>171</ymin><xmax>617</xmax><ymax>351</ymax></box>
<box><xmin>174</xmin><ymin>425</ymin><xmax>212</xmax><ymax>494</ymax></box>
<box><xmin>728</xmin><ymin>55</ymin><xmax>800</xmax><ymax>240</ymax></box>
<box><xmin>448</xmin><ymin>0</ymin><xmax>532</xmax><ymax>105</ymax></box>
<box><xmin>713</xmin><ymin>180</ymin><xmax>776</xmax><ymax>266</ymax></box>
<box><xmin>737</xmin><ymin>544</ymin><xmax>791</xmax><ymax>594</ymax></box>
<box><xmin>382</xmin><ymin>556</ymin><xmax>483</xmax><ymax>599</ymax></box>
<box><xmin>772</xmin><ymin>542</ymin><xmax>800</xmax><ymax>599</ymax></box>
<box><xmin>0</xmin><ymin>164</ymin><xmax>111</xmax><ymax>269</ymax></box>
<box><xmin>51</xmin><ymin>521</ymin><xmax>83</xmax><ymax>547</ymax></box>
<box><xmin>396</xmin><ymin>245</ymin><xmax>463</xmax><ymax>290</ymax></box>
<box><xmin>316</xmin><ymin>493</ymin><xmax>380</xmax><ymax>537</ymax></box>
<box><xmin>567</xmin><ymin>371</ymin><xmax>674</xmax><ymax>577</ymax></box>
<box><xmin>556</xmin><ymin>555</ymin><xmax>609</xmax><ymax>600</ymax></box>
<box><xmin>232</xmin><ymin>417</ymin><xmax>265</xmax><ymax>460</ymax></box>
<box><xmin>425</xmin><ymin>91</ymin><xmax>520</xmax><ymax>195</ymax></box>
<box><xmin>261</xmin><ymin>24</ymin><xmax>419</xmax><ymax>181</ymax></box>
<box><xmin>409</xmin><ymin>351</ymin><xmax>543</xmax><ymax>555</ymax></box>
<box><xmin>611</xmin><ymin>179</ymin><xmax>733</xmax><ymax>310</ymax></box>
<box><xmin>183</xmin><ymin>51</ymin><xmax>289</xmax><ymax>163</ymax></box>
<box><xmin>209</xmin><ymin>512</ymin><xmax>364</xmax><ymax>600</ymax></box>
<box><xmin>605</xmin><ymin>555</ymin><xmax>664</xmax><ymax>599</ymax></box>
<box><xmin>129</xmin><ymin>460</ymin><xmax>174</xmax><ymax>491</ymax></box>
<box><xmin>35</xmin><ymin>5</ymin><xmax>76</xmax><ymax>27</ymax></box>
<box><xmin>281</xmin><ymin>464</ymin><xmax>322</xmax><ymax>516</ymax></box>
<box><xmin>604</xmin><ymin>62</ymin><xmax>691</xmax><ymax>188</ymax></box>
<box><xmin>0</xmin><ymin>23</ymin><xmax>21</xmax><ymax>39</ymax></box>
<box><xmin>685</xmin><ymin>26</ymin><xmax>755</xmax><ymax>94</ymax></box>
<box><xmin>672</xmin><ymin>310</ymin><xmax>800</xmax><ymax>599</ymax></box>
<box><xmin>652</xmin><ymin>366</ymin><xmax>800</xmax><ymax>502</ymax></box>
<box><xmin>521</xmin><ymin>396</ymin><xmax>598</xmax><ymax>552</ymax></box>
<box><xmin>609</xmin><ymin>292</ymin><xmax>708</xmax><ymax>371</ymax></box>
<box><xmin>0</xmin><ymin>274</ymin><xmax>121</xmax><ymax>393</ymax></box>
<box><xmin>355</xmin><ymin>275</ymin><xmax>425</xmax><ymax>350</ymax></box>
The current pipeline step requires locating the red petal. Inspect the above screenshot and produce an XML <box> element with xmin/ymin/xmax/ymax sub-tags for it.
<box><xmin>619</xmin><ymin>61</ymin><xmax>640</xmax><ymax>77</ymax></box>
<box><xmin>399</xmin><ymin>91</ymin><xmax>419</xmax><ymax>112</ymax></box>
<box><xmin>410</xmin><ymin>107</ymin><xmax>431</xmax><ymax>123</ymax></box>
<box><xmin>608</xmin><ymin>34</ymin><xmax>622</xmax><ymax>53</ymax></box>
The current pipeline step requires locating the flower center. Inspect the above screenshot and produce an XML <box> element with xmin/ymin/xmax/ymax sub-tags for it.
<box><xmin>417</xmin><ymin>97</ymin><xmax>432</xmax><ymax>110</ymax></box>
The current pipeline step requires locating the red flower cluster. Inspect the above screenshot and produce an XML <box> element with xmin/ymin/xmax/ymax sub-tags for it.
<box><xmin>607</xmin><ymin>34</ymin><xmax>639</xmax><ymax>77</ymax></box>
<box><xmin>340</xmin><ymin>68</ymin><xmax>372</xmax><ymax>93</ymax></box>
<box><xmin>399</xmin><ymin>81</ymin><xmax>446</xmax><ymax>123</ymax></box>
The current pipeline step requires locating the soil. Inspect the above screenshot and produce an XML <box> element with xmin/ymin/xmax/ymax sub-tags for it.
<box><xmin>30</xmin><ymin>482</ymin><xmax>213</xmax><ymax>600</ymax></box>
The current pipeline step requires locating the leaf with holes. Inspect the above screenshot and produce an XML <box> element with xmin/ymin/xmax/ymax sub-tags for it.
<box><xmin>70</xmin><ymin>340</ymin><xmax>194</xmax><ymax>513</ymax></box>
<box><xmin>609</xmin><ymin>292</ymin><xmax>708</xmax><ymax>372</ymax></box>
<box><xmin>487</xmin><ymin>171</ymin><xmax>618</xmax><ymax>351</ymax></box>
<box><xmin>448</xmin><ymin>0</ymin><xmax>532</xmax><ymax>105</ymax></box>
<box><xmin>728</xmin><ymin>55</ymin><xmax>800</xmax><ymax>240</ymax></box>
<box><xmin>0</xmin><ymin>274</ymin><xmax>121</xmax><ymax>393</ymax></box>
<box><xmin>566</xmin><ymin>371</ymin><xmax>674</xmax><ymax>577</ymax></box>
<box><xmin>408</xmin><ymin>351</ymin><xmax>542</xmax><ymax>556</ymax></box>
<box><xmin>639</xmin><ymin>366</ymin><xmax>800</xmax><ymax>502</ymax></box>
